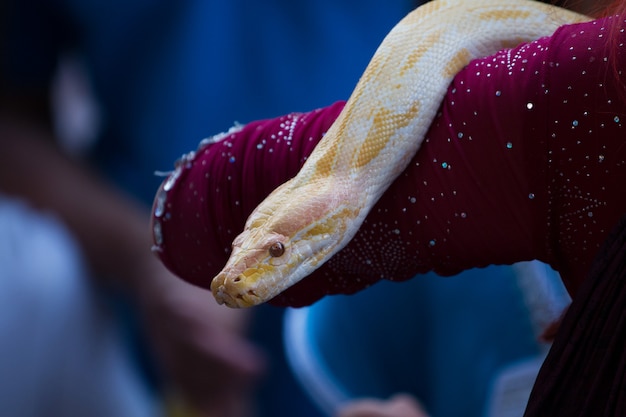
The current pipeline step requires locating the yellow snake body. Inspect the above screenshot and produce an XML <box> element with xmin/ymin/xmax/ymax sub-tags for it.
<box><xmin>211</xmin><ymin>0</ymin><xmax>588</xmax><ymax>307</ymax></box>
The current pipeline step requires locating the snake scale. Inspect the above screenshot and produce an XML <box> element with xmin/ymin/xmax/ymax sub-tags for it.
<box><xmin>211</xmin><ymin>0</ymin><xmax>588</xmax><ymax>307</ymax></box>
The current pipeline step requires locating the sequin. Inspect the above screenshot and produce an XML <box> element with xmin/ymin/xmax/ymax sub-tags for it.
<box><xmin>198</xmin><ymin>123</ymin><xmax>245</xmax><ymax>148</ymax></box>
<box><xmin>163</xmin><ymin>168</ymin><xmax>181</xmax><ymax>192</ymax></box>
<box><xmin>153</xmin><ymin>220</ymin><xmax>163</xmax><ymax>246</ymax></box>
<box><xmin>154</xmin><ymin>187</ymin><xmax>167</xmax><ymax>217</ymax></box>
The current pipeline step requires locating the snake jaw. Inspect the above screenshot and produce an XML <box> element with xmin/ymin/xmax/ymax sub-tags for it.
<box><xmin>211</xmin><ymin>272</ymin><xmax>264</xmax><ymax>308</ymax></box>
<box><xmin>211</xmin><ymin>257</ymin><xmax>281</xmax><ymax>307</ymax></box>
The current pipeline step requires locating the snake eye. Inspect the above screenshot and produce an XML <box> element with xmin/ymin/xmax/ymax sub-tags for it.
<box><xmin>268</xmin><ymin>242</ymin><xmax>285</xmax><ymax>257</ymax></box>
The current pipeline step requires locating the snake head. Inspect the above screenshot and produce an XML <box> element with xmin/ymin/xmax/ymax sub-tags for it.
<box><xmin>210</xmin><ymin>217</ymin><xmax>342</xmax><ymax>308</ymax></box>
<box><xmin>211</xmin><ymin>181</ymin><xmax>358</xmax><ymax>308</ymax></box>
<box><xmin>210</xmin><ymin>228</ymin><xmax>292</xmax><ymax>307</ymax></box>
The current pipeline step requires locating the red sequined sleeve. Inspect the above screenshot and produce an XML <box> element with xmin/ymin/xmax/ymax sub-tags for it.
<box><xmin>153</xmin><ymin>18</ymin><xmax>626</xmax><ymax>307</ymax></box>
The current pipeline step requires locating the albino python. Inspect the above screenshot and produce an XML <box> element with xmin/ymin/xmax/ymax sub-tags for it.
<box><xmin>211</xmin><ymin>0</ymin><xmax>588</xmax><ymax>307</ymax></box>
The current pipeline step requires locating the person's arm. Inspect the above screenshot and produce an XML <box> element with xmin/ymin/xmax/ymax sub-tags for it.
<box><xmin>155</xmin><ymin>17</ymin><xmax>626</xmax><ymax>307</ymax></box>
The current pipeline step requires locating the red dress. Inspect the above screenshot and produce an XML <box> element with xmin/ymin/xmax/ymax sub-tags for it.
<box><xmin>153</xmin><ymin>16</ymin><xmax>626</xmax><ymax>416</ymax></box>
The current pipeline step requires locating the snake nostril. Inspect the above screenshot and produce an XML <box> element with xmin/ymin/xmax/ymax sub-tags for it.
<box><xmin>233</xmin><ymin>276</ymin><xmax>241</xmax><ymax>283</ymax></box>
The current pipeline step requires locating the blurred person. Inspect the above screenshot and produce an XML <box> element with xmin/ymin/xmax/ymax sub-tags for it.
<box><xmin>0</xmin><ymin>99</ymin><xmax>263</xmax><ymax>416</ymax></box>
<box><xmin>0</xmin><ymin>0</ymin><xmax>419</xmax><ymax>416</ymax></box>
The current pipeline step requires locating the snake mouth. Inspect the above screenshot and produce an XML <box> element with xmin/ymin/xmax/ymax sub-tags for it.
<box><xmin>211</xmin><ymin>271</ymin><xmax>265</xmax><ymax>308</ymax></box>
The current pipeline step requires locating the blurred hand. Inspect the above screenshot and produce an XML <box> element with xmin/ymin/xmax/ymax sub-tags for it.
<box><xmin>136</xmin><ymin>255</ymin><xmax>265</xmax><ymax>417</ymax></box>
<box><xmin>337</xmin><ymin>394</ymin><xmax>429</xmax><ymax>417</ymax></box>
